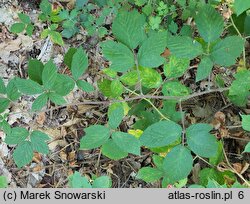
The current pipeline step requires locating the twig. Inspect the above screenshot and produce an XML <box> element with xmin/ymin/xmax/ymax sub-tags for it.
<box><xmin>230</xmin><ymin>16</ymin><xmax>246</xmax><ymax>67</ymax></box>
<box><xmin>179</xmin><ymin>100</ymin><xmax>186</xmax><ymax>145</ymax></box>
<box><xmin>134</xmin><ymin>51</ymin><xmax>143</xmax><ymax>95</ymax></box>
<box><xmin>8</xmin><ymin>87</ymin><xmax>230</xmax><ymax>116</ymax></box>
<box><xmin>222</xmin><ymin>142</ymin><xmax>250</xmax><ymax>187</ymax></box>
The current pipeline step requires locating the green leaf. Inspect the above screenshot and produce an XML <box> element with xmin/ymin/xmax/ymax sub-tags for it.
<box><xmin>10</xmin><ymin>23</ymin><xmax>25</xmax><ymax>33</ymax></box>
<box><xmin>164</xmin><ymin>55</ymin><xmax>190</xmax><ymax>78</ymax></box>
<box><xmin>241</xmin><ymin>115</ymin><xmax>250</xmax><ymax>131</ymax></box>
<box><xmin>136</xmin><ymin>167</ymin><xmax>163</xmax><ymax>183</ymax></box>
<box><xmin>18</xmin><ymin>13</ymin><xmax>31</xmax><ymax>24</ymax></box>
<box><xmin>199</xmin><ymin>168</ymin><xmax>225</xmax><ymax>186</ymax></box>
<box><xmin>32</xmin><ymin>93</ymin><xmax>48</xmax><ymax>111</ymax></box>
<box><xmin>162</xmin><ymin>81</ymin><xmax>190</xmax><ymax>97</ymax></box>
<box><xmin>0</xmin><ymin>176</ymin><xmax>7</xmax><ymax>188</ymax></box>
<box><xmin>13</xmin><ymin>141</ymin><xmax>33</xmax><ymax>168</ymax></box>
<box><xmin>152</xmin><ymin>155</ymin><xmax>164</xmax><ymax>170</ymax></box>
<box><xmin>206</xmin><ymin>179</ymin><xmax>227</xmax><ymax>188</ymax></box>
<box><xmin>42</xmin><ymin>60</ymin><xmax>57</xmax><ymax>89</ymax></box>
<box><xmin>211</xmin><ymin>36</ymin><xmax>244</xmax><ymax>66</ymax></box>
<box><xmin>52</xmin><ymin>74</ymin><xmax>75</xmax><ymax>96</ymax></box>
<box><xmin>48</xmin><ymin>92</ymin><xmax>66</xmax><ymax>105</ymax></box>
<box><xmin>0</xmin><ymin>120</ymin><xmax>11</xmax><ymax>135</ymax></box>
<box><xmin>138</xmin><ymin>31</ymin><xmax>168</xmax><ymax>67</ymax></box>
<box><xmin>163</xmin><ymin>145</ymin><xmax>193</xmax><ymax>183</ymax></box>
<box><xmin>98</xmin><ymin>79</ymin><xmax>112</xmax><ymax>97</ymax></box>
<box><xmin>101</xmin><ymin>139</ymin><xmax>128</xmax><ymax>160</ymax></box>
<box><xmin>5</xmin><ymin>127</ymin><xmax>29</xmax><ymax>145</ymax></box>
<box><xmin>15</xmin><ymin>78</ymin><xmax>43</xmax><ymax>95</ymax></box>
<box><xmin>80</xmin><ymin>125</ymin><xmax>110</xmax><ymax>150</ymax></box>
<box><xmin>28</xmin><ymin>59</ymin><xmax>44</xmax><ymax>85</ymax></box>
<box><xmin>26</xmin><ymin>24</ymin><xmax>34</xmax><ymax>36</ymax></box>
<box><xmin>112</xmin><ymin>10</ymin><xmax>146</xmax><ymax>49</ymax></box>
<box><xmin>110</xmin><ymin>79</ymin><xmax>123</xmax><ymax>98</ymax></box>
<box><xmin>108</xmin><ymin>106</ymin><xmax>124</xmax><ymax>129</ymax></box>
<box><xmin>112</xmin><ymin>132</ymin><xmax>141</xmax><ymax>155</ymax></box>
<box><xmin>243</xmin><ymin>142</ymin><xmax>250</xmax><ymax>153</ymax></box>
<box><xmin>6</xmin><ymin>79</ymin><xmax>21</xmax><ymax>101</ymax></box>
<box><xmin>77</xmin><ymin>80</ymin><xmax>94</xmax><ymax>92</ymax></box>
<box><xmin>167</xmin><ymin>36</ymin><xmax>203</xmax><ymax>59</ymax></box>
<box><xmin>209</xmin><ymin>141</ymin><xmax>224</xmax><ymax>165</ymax></box>
<box><xmin>195</xmin><ymin>5</ymin><xmax>224</xmax><ymax>42</ymax></box>
<box><xmin>92</xmin><ymin>176</ymin><xmax>112</xmax><ymax>188</ymax></box>
<box><xmin>102</xmin><ymin>68</ymin><xmax>117</xmax><ymax>78</ymax></box>
<box><xmin>186</xmin><ymin>123</ymin><xmax>218</xmax><ymax>158</ymax></box>
<box><xmin>234</xmin><ymin>0</ymin><xmax>250</xmax><ymax>16</ymax></box>
<box><xmin>140</xmin><ymin>121</ymin><xmax>182</xmax><ymax>148</ymax></box>
<box><xmin>64</xmin><ymin>48</ymin><xmax>77</xmax><ymax>69</ymax></box>
<box><xmin>30</xmin><ymin>131</ymin><xmax>50</xmax><ymax>154</ymax></box>
<box><xmin>196</xmin><ymin>56</ymin><xmax>214</xmax><ymax>82</ymax></box>
<box><xmin>68</xmin><ymin>172</ymin><xmax>92</xmax><ymax>188</ymax></box>
<box><xmin>229</xmin><ymin>70</ymin><xmax>250</xmax><ymax>106</ymax></box>
<box><xmin>0</xmin><ymin>78</ymin><xmax>6</xmax><ymax>94</ymax></box>
<box><xmin>71</xmin><ymin>47</ymin><xmax>88</xmax><ymax>80</ymax></box>
<box><xmin>101</xmin><ymin>41</ymin><xmax>135</xmax><ymax>72</ymax></box>
<box><xmin>140</xmin><ymin>67</ymin><xmax>162</xmax><ymax>88</ymax></box>
<box><xmin>120</xmin><ymin>71</ymin><xmax>138</xmax><ymax>86</ymax></box>
<box><xmin>40</xmin><ymin>0</ymin><xmax>52</xmax><ymax>15</ymax></box>
<box><xmin>0</xmin><ymin>98</ymin><xmax>10</xmax><ymax>113</ymax></box>
<box><xmin>49</xmin><ymin>31</ymin><xmax>64</xmax><ymax>45</ymax></box>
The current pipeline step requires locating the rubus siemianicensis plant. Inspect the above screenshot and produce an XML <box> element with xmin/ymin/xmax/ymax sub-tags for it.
<box><xmin>0</xmin><ymin>47</ymin><xmax>94</xmax><ymax>168</ymax></box>
<box><xmin>1</xmin><ymin>0</ymin><xmax>250</xmax><ymax>188</ymax></box>
<box><xmin>79</xmin><ymin>5</ymin><xmax>250</xmax><ymax>187</ymax></box>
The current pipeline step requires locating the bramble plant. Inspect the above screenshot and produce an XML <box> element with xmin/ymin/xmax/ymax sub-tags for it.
<box><xmin>2</xmin><ymin>0</ymin><xmax>250</xmax><ymax>188</ymax></box>
<box><xmin>10</xmin><ymin>13</ymin><xmax>34</xmax><ymax>36</ymax></box>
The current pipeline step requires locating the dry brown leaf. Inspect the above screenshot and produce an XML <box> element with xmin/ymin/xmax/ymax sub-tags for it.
<box><xmin>232</xmin><ymin>163</ymin><xmax>243</xmax><ymax>174</ymax></box>
<box><xmin>36</xmin><ymin>112</ymin><xmax>46</xmax><ymax>125</ymax></box>
<box><xmin>59</xmin><ymin>151</ymin><xmax>67</xmax><ymax>162</ymax></box>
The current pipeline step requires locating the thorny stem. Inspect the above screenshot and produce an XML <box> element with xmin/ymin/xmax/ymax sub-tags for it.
<box><xmin>230</xmin><ymin>16</ymin><xmax>246</xmax><ymax>68</ymax></box>
<box><xmin>124</xmin><ymin>87</ymin><xmax>169</xmax><ymax>120</ymax></box>
<box><xmin>178</xmin><ymin>100</ymin><xmax>186</xmax><ymax>145</ymax></box>
<box><xmin>222</xmin><ymin>141</ymin><xmax>250</xmax><ymax>187</ymax></box>
<box><xmin>133</xmin><ymin>51</ymin><xmax>143</xmax><ymax>95</ymax></box>
<box><xmin>8</xmin><ymin>87</ymin><xmax>230</xmax><ymax>116</ymax></box>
